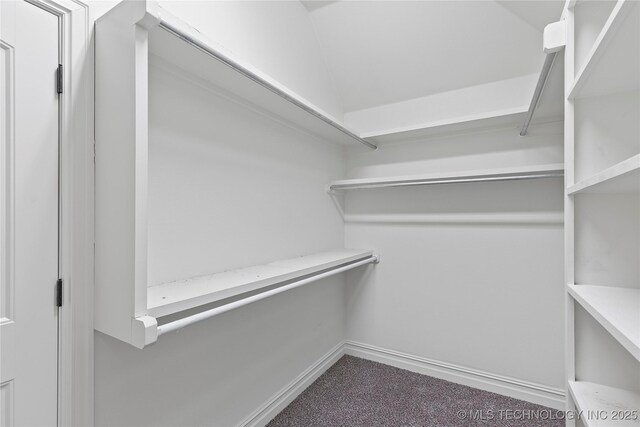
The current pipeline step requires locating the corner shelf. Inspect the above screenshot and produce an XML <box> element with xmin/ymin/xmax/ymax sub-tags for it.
<box><xmin>148</xmin><ymin>249</ymin><xmax>374</xmax><ymax>318</ymax></box>
<box><xmin>567</xmin><ymin>284</ymin><xmax>640</xmax><ymax>361</ymax></box>
<box><xmin>569</xmin><ymin>0</ymin><xmax>639</xmax><ymax>99</ymax></box>
<box><xmin>568</xmin><ymin>154</ymin><xmax>640</xmax><ymax>194</ymax></box>
<box><xmin>358</xmin><ymin>106</ymin><xmax>530</xmax><ymax>144</ymax></box>
<box><xmin>327</xmin><ymin>163</ymin><xmax>564</xmax><ymax>191</ymax></box>
<box><xmin>569</xmin><ymin>381</ymin><xmax>640</xmax><ymax>427</ymax></box>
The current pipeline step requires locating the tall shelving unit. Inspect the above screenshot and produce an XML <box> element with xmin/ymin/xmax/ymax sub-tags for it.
<box><xmin>565</xmin><ymin>1</ymin><xmax>640</xmax><ymax>425</ymax></box>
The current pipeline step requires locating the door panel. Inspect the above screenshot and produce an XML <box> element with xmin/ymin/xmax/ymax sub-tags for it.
<box><xmin>0</xmin><ymin>1</ymin><xmax>60</xmax><ymax>425</ymax></box>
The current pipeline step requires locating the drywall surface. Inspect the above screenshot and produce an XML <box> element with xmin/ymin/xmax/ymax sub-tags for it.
<box><xmin>304</xmin><ymin>0</ymin><xmax>552</xmax><ymax>112</ymax></box>
<box><xmin>343</xmin><ymin>121</ymin><xmax>565</xmax><ymax>391</ymax></box>
<box><xmin>145</xmin><ymin>63</ymin><xmax>346</xmax><ymax>285</ymax></box>
<box><xmin>88</xmin><ymin>0</ymin><xmax>343</xmax><ymax>119</ymax></box>
<box><xmin>92</xmin><ymin>1</ymin><xmax>347</xmax><ymax>426</ymax></box>
<box><xmin>344</xmin><ymin>74</ymin><xmax>538</xmax><ymax>136</ymax></box>
<box><xmin>95</xmin><ymin>282</ymin><xmax>345</xmax><ymax>426</ymax></box>
<box><xmin>347</xmin><ymin>121</ymin><xmax>564</xmax><ymax>178</ymax></box>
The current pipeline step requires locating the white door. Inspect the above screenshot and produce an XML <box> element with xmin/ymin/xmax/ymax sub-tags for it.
<box><xmin>0</xmin><ymin>1</ymin><xmax>60</xmax><ymax>425</ymax></box>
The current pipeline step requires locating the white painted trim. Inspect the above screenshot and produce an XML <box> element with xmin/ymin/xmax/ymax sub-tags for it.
<box><xmin>238</xmin><ymin>343</ymin><xmax>346</xmax><ymax>427</ymax></box>
<box><xmin>59</xmin><ymin>0</ymin><xmax>94</xmax><ymax>419</ymax></box>
<box><xmin>26</xmin><ymin>0</ymin><xmax>94</xmax><ymax>425</ymax></box>
<box><xmin>343</xmin><ymin>341</ymin><xmax>566</xmax><ymax>411</ymax></box>
<box><xmin>0</xmin><ymin>40</ymin><xmax>16</xmax><ymax>328</ymax></box>
<box><xmin>564</xmin><ymin>6</ymin><xmax>577</xmax><ymax>427</ymax></box>
<box><xmin>238</xmin><ymin>340</ymin><xmax>566</xmax><ymax>427</ymax></box>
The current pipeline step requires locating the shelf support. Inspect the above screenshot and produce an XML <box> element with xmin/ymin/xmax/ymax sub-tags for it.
<box><xmin>543</xmin><ymin>20</ymin><xmax>567</xmax><ymax>54</ymax></box>
<box><xmin>135</xmin><ymin>255</ymin><xmax>379</xmax><ymax>347</ymax></box>
<box><xmin>520</xmin><ymin>52</ymin><xmax>558</xmax><ymax>137</ymax></box>
<box><xmin>520</xmin><ymin>20</ymin><xmax>566</xmax><ymax>137</ymax></box>
<box><xmin>131</xmin><ymin>316</ymin><xmax>158</xmax><ymax>349</ymax></box>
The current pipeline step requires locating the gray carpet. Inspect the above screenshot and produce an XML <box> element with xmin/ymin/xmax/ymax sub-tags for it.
<box><xmin>267</xmin><ymin>355</ymin><xmax>564</xmax><ymax>427</ymax></box>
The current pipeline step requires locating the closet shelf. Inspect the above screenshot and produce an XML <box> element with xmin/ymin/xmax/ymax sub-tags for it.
<box><xmin>568</xmin><ymin>0</ymin><xmax>639</xmax><ymax>99</ymax></box>
<box><xmin>568</xmin><ymin>154</ymin><xmax>640</xmax><ymax>194</ymax></box>
<box><xmin>358</xmin><ymin>106</ymin><xmax>531</xmax><ymax>144</ymax></box>
<box><xmin>327</xmin><ymin>163</ymin><xmax>564</xmax><ymax>191</ymax></box>
<box><xmin>568</xmin><ymin>381</ymin><xmax>640</xmax><ymax>427</ymax></box>
<box><xmin>129</xmin><ymin>250</ymin><xmax>377</xmax><ymax>349</ymax></box>
<box><xmin>95</xmin><ymin>0</ymin><xmax>380</xmax><ymax>350</ymax></box>
<box><xmin>154</xmin><ymin>251</ymin><xmax>379</xmax><ymax>339</ymax></box>
<box><xmin>567</xmin><ymin>284</ymin><xmax>640</xmax><ymax>361</ymax></box>
<box><xmin>148</xmin><ymin>249</ymin><xmax>375</xmax><ymax>318</ymax></box>
<box><xmin>137</xmin><ymin>1</ymin><xmax>375</xmax><ymax>149</ymax></box>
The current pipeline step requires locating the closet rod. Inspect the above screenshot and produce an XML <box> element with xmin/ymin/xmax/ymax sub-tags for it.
<box><xmin>156</xmin><ymin>255</ymin><xmax>380</xmax><ymax>336</ymax></box>
<box><xmin>158</xmin><ymin>21</ymin><xmax>377</xmax><ymax>151</ymax></box>
<box><xmin>329</xmin><ymin>171</ymin><xmax>564</xmax><ymax>191</ymax></box>
<box><xmin>520</xmin><ymin>52</ymin><xmax>557</xmax><ymax>136</ymax></box>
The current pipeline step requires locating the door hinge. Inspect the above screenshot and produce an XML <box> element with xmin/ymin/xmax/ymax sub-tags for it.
<box><xmin>56</xmin><ymin>278</ymin><xmax>63</xmax><ymax>307</ymax></box>
<box><xmin>56</xmin><ymin>64</ymin><xmax>63</xmax><ymax>95</ymax></box>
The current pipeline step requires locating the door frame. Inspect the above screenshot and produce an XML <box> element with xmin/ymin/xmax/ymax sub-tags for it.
<box><xmin>22</xmin><ymin>0</ymin><xmax>93</xmax><ymax>425</ymax></box>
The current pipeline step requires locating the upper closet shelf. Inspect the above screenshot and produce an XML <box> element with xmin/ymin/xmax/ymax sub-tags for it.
<box><xmin>567</xmin><ymin>284</ymin><xmax>640</xmax><ymax>362</ymax></box>
<box><xmin>568</xmin><ymin>154</ymin><xmax>640</xmax><ymax>194</ymax></box>
<box><xmin>359</xmin><ymin>106</ymin><xmax>530</xmax><ymax>144</ymax></box>
<box><xmin>569</xmin><ymin>0</ymin><xmax>639</xmax><ymax>99</ymax></box>
<box><xmin>121</xmin><ymin>1</ymin><xmax>375</xmax><ymax>149</ymax></box>
<box><xmin>327</xmin><ymin>163</ymin><xmax>564</xmax><ymax>191</ymax></box>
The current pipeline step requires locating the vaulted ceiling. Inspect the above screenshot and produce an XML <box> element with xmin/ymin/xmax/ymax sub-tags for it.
<box><xmin>301</xmin><ymin>0</ymin><xmax>564</xmax><ymax>112</ymax></box>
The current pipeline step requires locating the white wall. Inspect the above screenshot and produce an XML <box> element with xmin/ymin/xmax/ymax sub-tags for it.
<box><xmin>91</xmin><ymin>2</ymin><xmax>347</xmax><ymax>425</ymax></box>
<box><xmin>343</xmin><ymin>121</ymin><xmax>565</xmax><ymax>394</ymax></box>
<box><xmin>146</xmin><ymin>63</ymin><xmax>345</xmax><ymax>285</ymax></box>
<box><xmin>344</xmin><ymin>74</ymin><xmax>539</xmax><ymax>135</ymax></box>
<box><xmin>347</xmin><ymin>121</ymin><xmax>564</xmax><ymax>177</ymax></box>
<box><xmin>89</xmin><ymin>1</ymin><xmax>566</xmax><ymax>424</ymax></box>
<box><xmin>89</xmin><ymin>0</ymin><xmax>343</xmax><ymax>118</ymax></box>
<box><xmin>303</xmin><ymin>0</ymin><xmax>550</xmax><ymax>112</ymax></box>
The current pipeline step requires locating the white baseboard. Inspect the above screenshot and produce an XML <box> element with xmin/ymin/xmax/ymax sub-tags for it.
<box><xmin>239</xmin><ymin>340</ymin><xmax>566</xmax><ymax>426</ymax></box>
<box><xmin>239</xmin><ymin>342</ymin><xmax>345</xmax><ymax>427</ymax></box>
<box><xmin>344</xmin><ymin>340</ymin><xmax>566</xmax><ymax>410</ymax></box>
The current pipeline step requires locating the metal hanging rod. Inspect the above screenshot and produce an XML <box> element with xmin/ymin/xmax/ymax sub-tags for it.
<box><xmin>156</xmin><ymin>254</ymin><xmax>379</xmax><ymax>336</ymax></box>
<box><xmin>328</xmin><ymin>168</ymin><xmax>565</xmax><ymax>191</ymax></box>
<box><xmin>157</xmin><ymin>20</ymin><xmax>377</xmax><ymax>150</ymax></box>
<box><xmin>520</xmin><ymin>52</ymin><xmax>557</xmax><ymax>136</ymax></box>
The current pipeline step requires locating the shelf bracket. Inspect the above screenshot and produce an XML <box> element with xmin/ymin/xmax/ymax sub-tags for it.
<box><xmin>520</xmin><ymin>20</ymin><xmax>566</xmax><ymax>137</ymax></box>
<box><xmin>132</xmin><ymin>316</ymin><xmax>158</xmax><ymax>349</ymax></box>
<box><xmin>543</xmin><ymin>20</ymin><xmax>567</xmax><ymax>54</ymax></box>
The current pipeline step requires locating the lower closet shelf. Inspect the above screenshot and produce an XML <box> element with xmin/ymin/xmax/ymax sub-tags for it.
<box><xmin>567</xmin><ymin>284</ymin><xmax>640</xmax><ymax>361</ymax></box>
<box><xmin>120</xmin><ymin>249</ymin><xmax>378</xmax><ymax>348</ymax></box>
<box><xmin>568</xmin><ymin>381</ymin><xmax>640</xmax><ymax>427</ymax></box>
<box><xmin>147</xmin><ymin>249</ymin><xmax>375</xmax><ymax>318</ymax></box>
